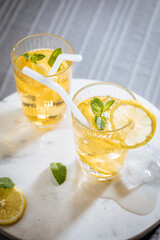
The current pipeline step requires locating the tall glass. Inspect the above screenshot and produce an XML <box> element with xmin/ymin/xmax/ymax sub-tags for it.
<box><xmin>72</xmin><ymin>82</ymin><xmax>136</xmax><ymax>180</ymax></box>
<box><xmin>11</xmin><ymin>34</ymin><xmax>74</xmax><ymax>127</ymax></box>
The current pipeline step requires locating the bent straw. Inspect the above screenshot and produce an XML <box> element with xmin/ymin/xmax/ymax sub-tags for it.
<box><xmin>48</xmin><ymin>54</ymin><xmax>82</xmax><ymax>76</ymax></box>
<box><xmin>22</xmin><ymin>67</ymin><xmax>89</xmax><ymax>127</ymax></box>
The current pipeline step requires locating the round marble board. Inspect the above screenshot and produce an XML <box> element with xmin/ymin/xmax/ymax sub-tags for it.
<box><xmin>0</xmin><ymin>79</ymin><xmax>160</xmax><ymax>240</ymax></box>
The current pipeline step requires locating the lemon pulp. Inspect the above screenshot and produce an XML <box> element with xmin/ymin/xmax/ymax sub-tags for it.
<box><xmin>110</xmin><ymin>99</ymin><xmax>156</xmax><ymax>148</ymax></box>
<box><xmin>0</xmin><ymin>187</ymin><xmax>26</xmax><ymax>225</ymax></box>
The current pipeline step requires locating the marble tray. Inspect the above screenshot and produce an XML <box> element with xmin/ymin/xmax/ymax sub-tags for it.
<box><xmin>0</xmin><ymin>79</ymin><xmax>160</xmax><ymax>240</ymax></box>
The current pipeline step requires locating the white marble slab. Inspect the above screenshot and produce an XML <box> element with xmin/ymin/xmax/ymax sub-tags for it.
<box><xmin>0</xmin><ymin>79</ymin><xmax>160</xmax><ymax>240</ymax></box>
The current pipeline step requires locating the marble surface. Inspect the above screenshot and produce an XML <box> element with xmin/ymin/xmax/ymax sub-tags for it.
<box><xmin>0</xmin><ymin>79</ymin><xmax>160</xmax><ymax>240</ymax></box>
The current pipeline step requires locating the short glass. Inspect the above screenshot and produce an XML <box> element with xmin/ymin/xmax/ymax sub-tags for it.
<box><xmin>72</xmin><ymin>82</ymin><xmax>136</xmax><ymax>180</ymax></box>
<box><xmin>11</xmin><ymin>34</ymin><xmax>74</xmax><ymax>127</ymax></box>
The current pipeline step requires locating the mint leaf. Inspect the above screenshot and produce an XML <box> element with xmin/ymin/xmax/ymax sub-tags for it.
<box><xmin>24</xmin><ymin>53</ymin><xmax>30</xmax><ymax>61</ymax></box>
<box><xmin>24</xmin><ymin>53</ymin><xmax>45</xmax><ymax>64</ymax></box>
<box><xmin>103</xmin><ymin>100</ymin><xmax>115</xmax><ymax>113</ymax></box>
<box><xmin>31</xmin><ymin>55</ymin><xmax>36</xmax><ymax>64</ymax></box>
<box><xmin>50</xmin><ymin>162</ymin><xmax>67</xmax><ymax>185</ymax></box>
<box><xmin>34</xmin><ymin>54</ymin><xmax>45</xmax><ymax>60</ymax></box>
<box><xmin>31</xmin><ymin>53</ymin><xmax>45</xmax><ymax>64</ymax></box>
<box><xmin>90</xmin><ymin>98</ymin><xmax>103</xmax><ymax>116</ymax></box>
<box><xmin>95</xmin><ymin>116</ymin><xmax>106</xmax><ymax>130</ymax></box>
<box><xmin>0</xmin><ymin>177</ymin><xmax>15</xmax><ymax>189</ymax></box>
<box><xmin>48</xmin><ymin>48</ymin><xmax>62</xmax><ymax>67</ymax></box>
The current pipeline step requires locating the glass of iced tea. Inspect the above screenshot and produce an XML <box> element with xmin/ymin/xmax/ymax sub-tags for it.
<box><xmin>11</xmin><ymin>34</ymin><xmax>73</xmax><ymax>127</ymax></box>
<box><xmin>72</xmin><ymin>82</ymin><xmax>136</xmax><ymax>180</ymax></box>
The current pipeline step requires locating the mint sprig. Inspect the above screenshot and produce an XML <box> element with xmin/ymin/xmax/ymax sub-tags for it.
<box><xmin>48</xmin><ymin>48</ymin><xmax>62</xmax><ymax>68</ymax></box>
<box><xmin>0</xmin><ymin>177</ymin><xmax>15</xmax><ymax>189</ymax></box>
<box><xmin>90</xmin><ymin>98</ymin><xmax>115</xmax><ymax>130</ymax></box>
<box><xmin>23</xmin><ymin>52</ymin><xmax>45</xmax><ymax>64</ymax></box>
<box><xmin>50</xmin><ymin>162</ymin><xmax>67</xmax><ymax>185</ymax></box>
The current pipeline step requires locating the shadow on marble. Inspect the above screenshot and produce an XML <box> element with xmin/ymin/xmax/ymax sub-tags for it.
<box><xmin>0</xmin><ymin>228</ymin><xmax>19</xmax><ymax>240</ymax></box>
<box><xmin>24</xmin><ymin>160</ymin><xmax>107</xmax><ymax>239</ymax></box>
<box><xmin>0</xmin><ymin>107</ymin><xmax>52</xmax><ymax>161</ymax></box>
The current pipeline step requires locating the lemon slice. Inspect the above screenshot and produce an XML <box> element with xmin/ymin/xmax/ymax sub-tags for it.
<box><xmin>0</xmin><ymin>187</ymin><xmax>26</xmax><ymax>225</ymax></box>
<box><xmin>31</xmin><ymin>60</ymin><xmax>68</xmax><ymax>76</ymax></box>
<box><xmin>110</xmin><ymin>100</ymin><xmax>156</xmax><ymax>148</ymax></box>
<box><xmin>59</xmin><ymin>60</ymin><xmax>68</xmax><ymax>71</ymax></box>
<box><xmin>31</xmin><ymin>62</ymin><xmax>50</xmax><ymax>76</ymax></box>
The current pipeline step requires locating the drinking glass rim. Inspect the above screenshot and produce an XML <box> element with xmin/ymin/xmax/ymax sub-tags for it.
<box><xmin>72</xmin><ymin>82</ymin><xmax>137</xmax><ymax>133</ymax></box>
<box><xmin>11</xmin><ymin>33</ymin><xmax>74</xmax><ymax>77</ymax></box>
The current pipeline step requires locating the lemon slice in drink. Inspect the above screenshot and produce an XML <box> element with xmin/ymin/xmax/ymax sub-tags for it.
<box><xmin>110</xmin><ymin>100</ymin><xmax>156</xmax><ymax>148</ymax></box>
<box><xmin>0</xmin><ymin>187</ymin><xmax>26</xmax><ymax>225</ymax></box>
<box><xmin>31</xmin><ymin>60</ymin><xmax>68</xmax><ymax>76</ymax></box>
<box><xmin>31</xmin><ymin>62</ymin><xmax>50</xmax><ymax>76</ymax></box>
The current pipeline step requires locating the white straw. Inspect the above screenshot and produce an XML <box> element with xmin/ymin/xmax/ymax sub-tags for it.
<box><xmin>22</xmin><ymin>67</ymin><xmax>89</xmax><ymax>127</ymax></box>
<box><xmin>48</xmin><ymin>54</ymin><xmax>82</xmax><ymax>76</ymax></box>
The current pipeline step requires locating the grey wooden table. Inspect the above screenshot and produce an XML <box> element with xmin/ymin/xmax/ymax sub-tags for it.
<box><xmin>0</xmin><ymin>0</ymin><xmax>160</xmax><ymax>239</ymax></box>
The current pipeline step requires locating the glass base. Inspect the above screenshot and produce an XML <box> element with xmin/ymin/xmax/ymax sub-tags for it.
<box><xmin>26</xmin><ymin>114</ymin><xmax>66</xmax><ymax>128</ymax></box>
<box><xmin>34</xmin><ymin>122</ymin><xmax>57</xmax><ymax>128</ymax></box>
<box><xmin>79</xmin><ymin>159</ymin><xmax>116</xmax><ymax>181</ymax></box>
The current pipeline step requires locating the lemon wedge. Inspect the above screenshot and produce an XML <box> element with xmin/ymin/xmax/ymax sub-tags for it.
<box><xmin>0</xmin><ymin>187</ymin><xmax>26</xmax><ymax>225</ymax></box>
<box><xmin>110</xmin><ymin>100</ymin><xmax>156</xmax><ymax>148</ymax></box>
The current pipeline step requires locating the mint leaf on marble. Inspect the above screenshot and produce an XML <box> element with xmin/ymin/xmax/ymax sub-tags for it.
<box><xmin>50</xmin><ymin>162</ymin><xmax>67</xmax><ymax>185</ymax></box>
<box><xmin>0</xmin><ymin>177</ymin><xmax>15</xmax><ymax>189</ymax></box>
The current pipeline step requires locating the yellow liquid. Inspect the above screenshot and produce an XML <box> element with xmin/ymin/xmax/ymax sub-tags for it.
<box><xmin>14</xmin><ymin>49</ymin><xmax>72</xmax><ymax>127</ymax></box>
<box><xmin>72</xmin><ymin>96</ymin><xmax>129</xmax><ymax>179</ymax></box>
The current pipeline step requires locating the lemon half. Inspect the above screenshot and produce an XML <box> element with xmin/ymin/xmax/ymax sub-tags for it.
<box><xmin>0</xmin><ymin>187</ymin><xmax>26</xmax><ymax>225</ymax></box>
<box><xmin>110</xmin><ymin>100</ymin><xmax>156</xmax><ymax>148</ymax></box>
